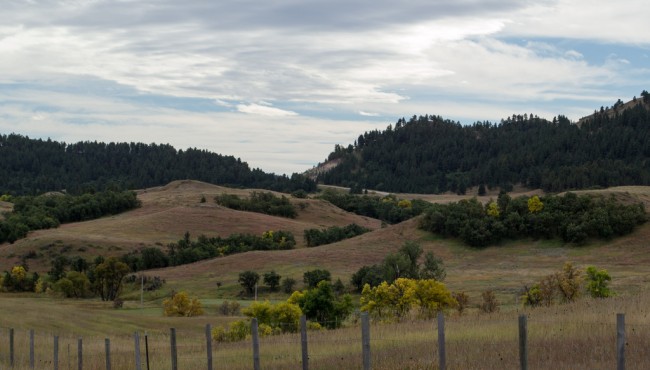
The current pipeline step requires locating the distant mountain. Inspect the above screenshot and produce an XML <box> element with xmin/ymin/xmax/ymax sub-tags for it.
<box><xmin>0</xmin><ymin>135</ymin><xmax>316</xmax><ymax>195</ymax></box>
<box><xmin>317</xmin><ymin>94</ymin><xmax>650</xmax><ymax>194</ymax></box>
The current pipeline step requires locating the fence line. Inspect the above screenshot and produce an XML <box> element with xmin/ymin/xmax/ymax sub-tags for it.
<box><xmin>0</xmin><ymin>313</ymin><xmax>643</xmax><ymax>369</ymax></box>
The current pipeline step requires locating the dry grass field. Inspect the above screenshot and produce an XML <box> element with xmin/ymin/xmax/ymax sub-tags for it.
<box><xmin>0</xmin><ymin>182</ymin><xmax>650</xmax><ymax>368</ymax></box>
<box><xmin>0</xmin><ymin>291</ymin><xmax>649</xmax><ymax>369</ymax></box>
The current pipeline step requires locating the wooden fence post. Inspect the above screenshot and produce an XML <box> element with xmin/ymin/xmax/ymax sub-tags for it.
<box><xmin>617</xmin><ymin>313</ymin><xmax>625</xmax><ymax>370</ymax></box>
<box><xmin>437</xmin><ymin>312</ymin><xmax>446</xmax><ymax>370</ymax></box>
<box><xmin>105</xmin><ymin>338</ymin><xmax>111</xmax><ymax>370</ymax></box>
<box><xmin>361</xmin><ymin>312</ymin><xmax>371</xmax><ymax>370</ymax></box>
<box><xmin>144</xmin><ymin>332</ymin><xmax>150</xmax><ymax>370</ymax></box>
<box><xmin>29</xmin><ymin>329</ymin><xmax>35</xmax><ymax>369</ymax></box>
<box><xmin>54</xmin><ymin>335</ymin><xmax>59</xmax><ymax>370</ymax></box>
<box><xmin>205</xmin><ymin>324</ymin><xmax>213</xmax><ymax>370</ymax></box>
<box><xmin>134</xmin><ymin>332</ymin><xmax>142</xmax><ymax>370</ymax></box>
<box><xmin>519</xmin><ymin>314</ymin><xmax>528</xmax><ymax>370</ymax></box>
<box><xmin>300</xmin><ymin>315</ymin><xmax>309</xmax><ymax>370</ymax></box>
<box><xmin>77</xmin><ymin>337</ymin><xmax>83</xmax><ymax>370</ymax></box>
<box><xmin>9</xmin><ymin>328</ymin><xmax>14</xmax><ymax>368</ymax></box>
<box><xmin>170</xmin><ymin>328</ymin><xmax>178</xmax><ymax>370</ymax></box>
<box><xmin>251</xmin><ymin>318</ymin><xmax>260</xmax><ymax>370</ymax></box>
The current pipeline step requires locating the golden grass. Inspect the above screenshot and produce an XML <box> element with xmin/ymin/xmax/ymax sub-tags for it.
<box><xmin>0</xmin><ymin>180</ymin><xmax>381</xmax><ymax>271</ymax></box>
<box><xmin>1</xmin><ymin>290</ymin><xmax>649</xmax><ymax>369</ymax></box>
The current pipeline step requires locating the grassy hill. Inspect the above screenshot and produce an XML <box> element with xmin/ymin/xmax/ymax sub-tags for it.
<box><xmin>2</xmin><ymin>181</ymin><xmax>649</xmax><ymax>308</ymax></box>
<box><xmin>0</xmin><ymin>182</ymin><xmax>649</xmax><ymax>369</ymax></box>
<box><xmin>0</xmin><ymin>180</ymin><xmax>381</xmax><ymax>272</ymax></box>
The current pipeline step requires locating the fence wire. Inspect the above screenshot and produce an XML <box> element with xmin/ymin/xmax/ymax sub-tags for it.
<box><xmin>0</xmin><ymin>312</ymin><xmax>649</xmax><ymax>370</ymax></box>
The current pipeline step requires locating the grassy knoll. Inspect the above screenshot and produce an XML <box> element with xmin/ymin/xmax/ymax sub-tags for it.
<box><xmin>0</xmin><ymin>180</ymin><xmax>381</xmax><ymax>271</ymax></box>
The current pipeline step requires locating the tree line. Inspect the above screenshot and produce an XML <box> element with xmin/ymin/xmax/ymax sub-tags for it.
<box><xmin>1</xmin><ymin>256</ymin><xmax>136</xmax><ymax>302</ymax></box>
<box><xmin>317</xmin><ymin>190</ymin><xmax>429</xmax><ymax>224</ymax></box>
<box><xmin>214</xmin><ymin>192</ymin><xmax>297</xmax><ymax>218</ymax></box>
<box><xmin>304</xmin><ymin>223</ymin><xmax>370</xmax><ymax>247</ymax></box>
<box><xmin>419</xmin><ymin>192</ymin><xmax>647</xmax><ymax>247</ymax></box>
<box><xmin>319</xmin><ymin>94</ymin><xmax>650</xmax><ymax>193</ymax></box>
<box><xmin>119</xmin><ymin>231</ymin><xmax>297</xmax><ymax>270</ymax></box>
<box><xmin>0</xmin><ymin>190</ymin><xmax>140</xmax><ymax>244</ymax></box>
<box><xmin>0</xmin><ymin>134</ymin><xmax>316</xmax><ymax>196</ymax></box>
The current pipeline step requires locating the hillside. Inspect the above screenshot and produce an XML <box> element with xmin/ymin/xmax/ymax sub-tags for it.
<box><xmin>141</xmin><ymin>186</ymin><xmax>650</xmax><ymax>305</ymax></box>
<box><xmin>2</xmin><ymin>182</ymin><xmax>650</xmax><ymax>308</ymax></box>
<box><xmin>0</xmin><ymin>134</ymin><xmax>315</xmax><ymax>195</ymax></box>
<box><xmin>0</xmin><ymin>180</ymin><xmax>380</xmax><ymax>272</ymax></box>
<box><xmin>317</xmin><ymin>94</ymin><xmax>650</xmax><ymax>194</ymax></box>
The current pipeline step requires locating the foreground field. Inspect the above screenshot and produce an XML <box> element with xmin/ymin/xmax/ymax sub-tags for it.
<box><xmin>0</xmin><ymin>290</ymin><xmax>648</xmax><ymax>369</ymax></box>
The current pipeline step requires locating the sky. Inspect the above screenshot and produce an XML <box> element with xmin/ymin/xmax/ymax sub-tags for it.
<box><xmin>1</xmin><ymin>0</ymin><xmax>649</xmax><ymax>175</ymax></box>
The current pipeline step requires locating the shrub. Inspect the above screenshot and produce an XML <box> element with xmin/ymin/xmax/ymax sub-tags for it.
<box><xmin>479</xmin><ymin>290</ymin><xmax>499</xmax><ymax>313</ymax></box>
<box><xmin>162</xmin><ymin>291</ymin><xmax>204</xmax><ymax>317</ymax></box>
<box><xmin>557</xmin><ymin>262</ymin><xmax>582</xmax><ymax>303</ymax></box>
<box><xmin>586</xmin><ymin>266</ymin><xmax>613</xmax><ymax>298</ymax></box>
<box><xmin>113</xmin><ymin>298</ymin><xmax>124</xmax><ymax>309</ymax></box>
<box><xmin>239</xmin><ymin>271</ymin><xmax>260</xmax><ymax>295</ymax></box>
<box><xmin>218</xmin><ymin>300</ymin><xmax>241</xmax><ymax>316</ymax></box>
<box><xmin>282</xmin><ymin>277</ymin><xmax>297</xmax><ymax>294</ymax></box>
<box><xmin>303</xmin><ymin>269</ymin><xmax>331</xmax><ymax>288</ymax></box>
<box><xmin>452</xmin><ymin>291</ymin><xmax>469</xmax><ymax>315</ymax></box>
<box><xmin>263</xmin><ymin>271</ymin><xmax>281</xmax><ymax>292</ymax></box>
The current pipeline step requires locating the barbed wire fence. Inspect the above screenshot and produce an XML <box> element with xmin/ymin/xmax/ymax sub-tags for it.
<box><xmin>0</xmin><ymin>312</ymin><xmax>646</xmax><ymax>370</ymax></box>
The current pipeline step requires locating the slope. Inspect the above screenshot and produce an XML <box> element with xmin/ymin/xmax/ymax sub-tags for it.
<box><xmin>147</xmin><ymin>186</ymin><xmax>650</xmax><ymax>306</ymax></box>
<box><xmin>0</xmin><ymin>180</ymin><xmax>381</xmax><ymax>272</ymax></box>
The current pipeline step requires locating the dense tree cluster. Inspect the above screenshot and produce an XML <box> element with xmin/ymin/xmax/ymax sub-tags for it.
<box><xmin>0</xmin><ymin>134</ymin><xmax>316</xmax><ymax>195</ymax></box>
<box><xmin>351</xmin><ymin>241</ymin><xmax>445</xmax><ymax>293</ymax></box>
<box><xmin>214</xmin><ymin>192</ymin><xmax>297</xmax><ymax>218</ymax></box>
<box><xmin>0</xmin><ymin>190</ymin><xmax>140</xmax><ymax>243</ymax></box>
<box><xmin>317</xmin><ymin>190</ymin><xmax>430</xmax><ymax>224</ymax></box>
<box><xmin>303</xmin><ymin>223</ymin><xmax>370</xmax><ymax>247</ymax></box>
<box><xmin>102</xmin><ymin>230</ymin><xmax>297</xmax><ymax>275</ymax></box>
<box><xmin>520</xmin><ymin>262</ymin><xmax>610</xmax><ymax>308</ymax></box>
<box><xmin>360</xmin><ymin>278</ymin><xmax>457</xmax><ymax>321</ymax></box>
<box><xmin>319</xmin><ymin>97</ymin><xmax>650</xmax><ymax>193</ymax></box>
<box><xmin>419</xmin><ymin>193</ymin><xmax>647</xmax><ymax>247</ymax></box>
<box><xmin>1</xmin><ymin>255</ymin><xmax>139</xmax><ymax>302</ymax></box>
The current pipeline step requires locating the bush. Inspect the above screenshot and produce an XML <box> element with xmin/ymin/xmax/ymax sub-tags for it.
<box><xmin>162</xmin><ymin>291</ymin><xmax>204</xmax><ymax>317</ymax></box>
<box><xmin>586</xmin><ymin>266</ymin><xmax>613</xmax><ymax>298</ymax></box>
<box><xmin>218</xmin><ymin>300</ymin><xmax>241</xmax><ymax>316</ymax></box>
<box><xmin>239</xmin><ymin>271</ymin><xmax>260</xmax><ymax>295</ymax></box>
<box><xmin>113</xmin><ymin>298</ymin><xmax>124</xmax><ymax>309</ymax></box>
<box><xmin>282</xmin><ymin>277</ymin><xmax>297</xmax><ymax>294</ymax></box>
<box><xmin>303</xmin><ymin>269</ymin><xmax>331</xmax><ymax>288</ymax></box>
<box><xmin>452</xmin><ymin>292</ymin><xmax>469</xmax><ymax>315</ymax></box>
<box><xmin>479</xmin><ymin>290</ymin><xmax>499</xmax><ymax>313</ymax></box>
<box><xmin>263</xmin><ymin>271</ymin><xmax>281</xmax><ymax>292</ymax></box>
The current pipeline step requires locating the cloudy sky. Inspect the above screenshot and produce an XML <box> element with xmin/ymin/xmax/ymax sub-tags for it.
<box><xmin>1</xmin><ymin>0</ymin><xmax>648</xmax><ymax>174</ymax></box>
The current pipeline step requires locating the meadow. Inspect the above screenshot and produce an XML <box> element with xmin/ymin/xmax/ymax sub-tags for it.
<box><xmin>0</xmin><ymin>291</ymin><xmax>648</xmax><ymax>369</ymax></box>
<box><xmin>1</xmin><ymin>181</ymin><xmax>650</xmax><ymax>368</ymax></box>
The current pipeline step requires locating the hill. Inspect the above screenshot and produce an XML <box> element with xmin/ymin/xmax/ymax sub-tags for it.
<box><xmin>2</xmin><ymin>180</ymin><xmax>649</xmax><ymax>307</ymax></box>
<box><xmin>0</xmin><ymin>134</ymin><xmax>315</xmax><ymax>195</ymax></box>
<box><xmin>0</xmin><ymin>180</ymin><xmax>380</xmax><ymax>272</ymax></box>
<box><xmin>138</xmin><ymin>185</ymin><xmax>650</xmax><ymax>306</ymax></box>
<box><xmin>317</xmin><ymin>93</ymin><xmax>650</xmax><ymax>194</ymax></box>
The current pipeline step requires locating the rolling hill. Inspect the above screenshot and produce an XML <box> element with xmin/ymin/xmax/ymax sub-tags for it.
<box><xmin>2</xmin><ymin>180</ymin><xmax>647</xmax><ymax>308</ymax></box>
<box><xmin>0</xmin><ymin>180</ymin><xmax>381</xmax><ymax>272</ymax></box>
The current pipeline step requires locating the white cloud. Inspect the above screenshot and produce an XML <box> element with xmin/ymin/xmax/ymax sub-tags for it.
<box><xmin>237</xmin><ymin>103</ymin><xmax>298</xmax><ymax>117</ymax></box>
<box><xmin>359</xmin><ymin>111</ymin><xmax>380</xmax><ymax>117</ymax></box>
